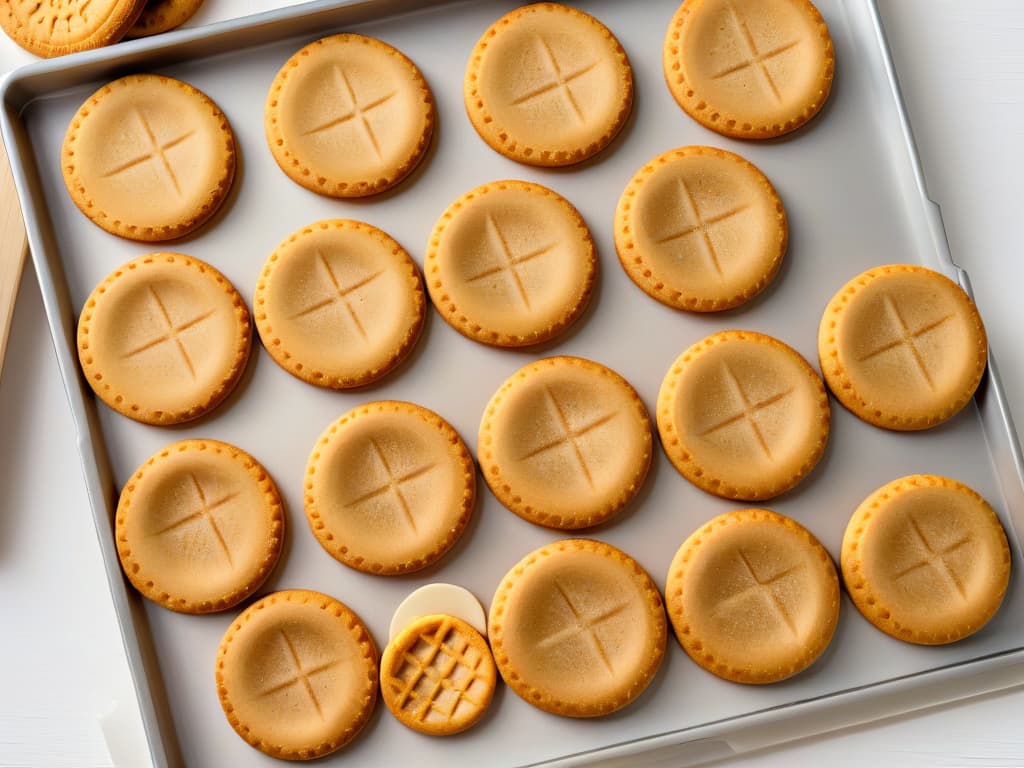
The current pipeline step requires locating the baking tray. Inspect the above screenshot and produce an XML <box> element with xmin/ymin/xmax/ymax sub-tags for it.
<box><xmin>3</xmin><ymin>1</ymin><xmax>1024</xmax><ymax>766</ymax></box>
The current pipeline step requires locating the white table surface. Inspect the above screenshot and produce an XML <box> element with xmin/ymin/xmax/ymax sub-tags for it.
<box><xmin>1</xmin><ymin>2</ymin><xmax>1022</xmax><ymax>766</ymax></box>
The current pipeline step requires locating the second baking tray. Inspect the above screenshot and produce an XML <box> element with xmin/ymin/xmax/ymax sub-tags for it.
<box><xmin>3</xmin><ymin>0</ymin><xmax>1024</xmax><ymax>766</ymax></box>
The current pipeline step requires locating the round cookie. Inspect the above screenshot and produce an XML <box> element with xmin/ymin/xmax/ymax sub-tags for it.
<box><xmin>818</xmin><ymin>264</ymin><xmax>988</xmax><ymax>431</ymax></box>
<box><xmin>116</xmin><ymin>439</ymin><xmax>284</xmax><ymax>614</ymax></box>
<box><xmin>126</xmin><ymin>0</ymin><xmax>204</xmax><ymax>38</ymax></box>
<box><xmin>663</xmin><ymin>0</ymin><xmax>834</xmax><ymax>139</ymax></box>
<box><xmin>255</xmin><ymin>219</ymin><xmax>425</xmax><ymax>389</ymax></box>
<box><xmin>426</xmin><ymin>180</ymin><xmax>596</xmax><ymax>347</ymax></box>
<box><xmin>304</xmin><ymin>401</ymin><xmax>475</xmax><ymax>575</ymax></box>
<box><xmin>77</xmin><ymin>253</ymin><xmax>251</xmax><ymax>426</ymax></box>
<box><xmin>489</xmin><ymin>539</ymin><xmax>666</xmax><ymax>718</ymax></box>
<box><xmin>1</xmin><ymin>0</ymin><xmax>144</xmax><ymax>57</ymax></box>
<box><xmin>380</xmin><ymin>614</ymin><xmax>496</xmax><ymax>736</ymax></box>
<box><xmin>841</xmin><ymin>475</ymin><xmax>1011</xmax><ymax>645</ymax></box>
<box><xmin>465</xmin><ymin>3</ymin><xmax>633</xmax><ymax>166</ymax></box>
<box><xmin>265</xmin><ymin>33</ymin><xmax>434</xmax><ymax>198</ymax></box>
<box><xmin>665</xmin><ymin>509</ymin><xmax>840</xmax><ymax>684</ymax></box>
<box><xmin>658</xmin><ymin>330</ymin><xmax>830</xmax><ymax>500</ymax></box>
<box><xmin>216</xmin><ymin>590</ymin><xmax>378</xmax><ymax>760</ymax></box>
<box><xmin>615</xmin><ymin>145</ymin><xmax>787</xmax><ymax>312</ymax></box>
<box><xmin>62</xmin><ymin>74</ymin><xmax>236</xmax><ymax>241</ymax></box>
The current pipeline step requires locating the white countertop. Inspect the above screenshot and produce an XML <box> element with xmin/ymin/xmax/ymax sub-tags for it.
<box><xmin>1</xmin><ymin>2</ymin><xmax>1022</xmax><ymax>766</ymax></box>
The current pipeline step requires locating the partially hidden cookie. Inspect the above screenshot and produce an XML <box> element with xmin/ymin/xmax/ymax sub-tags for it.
<box><xmin>663</xmin><ymin>0</ymin><xmax>834</xmax><ymax>138</ymax></box>
<box><xmin>818</xmin><ymin>264</ymin><xmax>988</xmax><ymax>431</ymax></box>
<box><xmin>380</xmin><ymin>614</ymin><xmax>496</xmax><ymax>736</ymax></box>
<box><xmin>265</xmin><ymin>33</ymin><xmax>434</xmax><ymax>198</ymax></box>
<box><xmin>305</xmin><ymin>401</ymin><xmax>475</xmax><ymax>575</ymax></box>
<box><xmin>62</xmin><ymin>74</ymin><xmax>236</xmax><ymax>241</ymax></box>
<box><xmin>841</xmin><ymin>475</ymin><xmax>1011</xmax><ymax>645</ymax></box>
<box><xmin>217</xmin><ymin>590</ymin><xmax>378</xmax><ymax>760</ymax></box>
<box><xmin>426</xmin><ymin>180</ymin><xmax>596</xmax><ymax>348</ymax></box>
<box><xmin>658</xmin><ymin>330</ymin><xmax>830</xmax><ymax>500</ymax></box>
<box><xmin>666</xmin><ymin>509</ymin><xmax>839</xmax><ymax>683</ymax></box>
<box><xmin>126</xmin><ymin>0</ymin><xmax>204</xmax><ymax>38</ymax></box>
<box><xmin>479</xmin><ymin>356</ymin><xmax>651</xmax><ymax>529</ymax></box>
<box><xmin>1</xmin><ymin>0</ymin><xmax>144</xmax><ymax>57</ymax></box>
<box><xmin>615</xmin><ymin>145</ymin><xmax>787</xmax><ymax>312</ymax></box>
<box><xmin>489</xmin><ymin>539</ymin><xmax>666</xmax><ymax>717</ymax></box>
<box><xmin>77</xmin><ymin>253</ymin><xmax>251</xmax><ymax>425</ymax></box>
<box><xmin>255</xmin><ymin>219</ymin><xmax>425</xmax><ymax>389</ymax></box>
<box><xmin>389</xmin><ymin>583</ymin><xmax>487</xmax><ymax>641</ymax></box>
<box><xmin>465</xmin><ymin>3</ymin><xmax>633</xmax><ymax>166</ymax></box>
<box><xmin>116</xmin><ymin>439</ymin><xmax>284</xmax><ymax>614</ymax></box>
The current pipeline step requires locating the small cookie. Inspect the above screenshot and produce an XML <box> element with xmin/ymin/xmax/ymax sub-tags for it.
<box><xmin>665</xmin><ymin>509</ymin><xmax>840</xmax><ymax>684</ymax></box>
<box><xmin>426</xmin><ymin>180</ymin><xmax>596</xmax><ymax>347</ymax></box>
<box><xmin>77</xmin><ymin>253</ymin><xmax>251</xmax><ymax>425</ymax></box>
<box><xmin>489</xmin><ymin>539</ymin><xmax>666</xmax><ymax>717</ymax></box>
<box><xmin>255</xmin><ymin>219</ymin><xmax>425</xmax><ymax>389</ymax></box>
<box><xmin>116</xmin><ymin>439</ymin><xmax>284</xmax><ymax>613</ymax></box>
<box><xmin>818</xmin><ymin>264</ymin><xmax>988</xmax><ymax>431</ymax></box>
<box><xmin>663</xmin><ymin>0</ymin><xmax>834</xmax><ymax>138</ymax></box>
<box><xmin>305</xmin><ymin>401</ymin><xmax>475</xmax><ymax>575</ymax></box>
<box><xmin>841</xmin><ymin>475</ymin><xmax>1011</xmax><ymax>645</ymax></box>
<box><xmin>479</xmin><ymin>356</ymin><xmax>651</xmax><ymax>529</ymax></box>
<box><xmin>265</xmin><ymin>33</ymin><xmax>434</xmax><ymax>198</ymax></box>
<box><xmin>216</xmin><ymin>590</ymin><xmax>378</xmax><ymax>760</ymax></box>
<box><xmin>126</xmin><ymin>0</ymin><xmax>204</xmax><ymax>38</ymax></box>
<box><xmin>62</xmin><ymin>74</ymin><xmax>236</xmax><ymax>241</ymax></box>
<box><xmin>615</xmin><ymin>146</ymin><xmax>787</xmax><ymax>312</ymax></box>
<box><xmin>0</xmin><ymin>0</ymin><xmax>144</xmax><ymax>57</ymax></box>
<box><xmin>658</xmin><ymin>330</ymin><xmax>830</xmax><ymax>500</ymax></box>
<box><xmin>380</xmin><ymin>614</ymin><xmax>496</xmax><ymax>736</ymax></box>
<box><xmin>464</xmin><ymin>3</ymin><xmax>633</xmax><ymax>166</ymax></box>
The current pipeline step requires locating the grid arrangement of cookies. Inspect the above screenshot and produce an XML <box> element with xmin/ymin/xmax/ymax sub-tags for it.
<box><xmin>45</xmin><ymin>0</ymin><xmax>1013</xmax><ymax>761</ymax></box>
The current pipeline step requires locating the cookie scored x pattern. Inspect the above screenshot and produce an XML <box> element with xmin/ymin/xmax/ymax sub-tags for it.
<box><xmin>698</xmin><ymin>361</ymin><xmax>794</xmax><ymax>461</ymax></box>
<box><xmin>102</xmin><ymin>109</ymin><xmax>195</xmax><ymax>197</ymax></box>
<box><xmin>122</xmin><ymin>285</ymin><xmax>216</xmax><ymax>381</ymax></box>
<box><xmin>892</xmin><ymin>515</ymin><xmax>972</xmax><ymax>600</ymax></box>
<box><xmin>341</xmin><ymin>437</ymin><xmax>436</xmax><ymax>534</ymax></box>
<box><xmin>713</xmin><ymin>549</ymin><xmax>804</xmax><ymax>638</ymax></box>
<box><xmin>288</xmin><ymin>249</ymin><xmax>384</xmax><ymax>343</ymax></box>
<box><xmin>464</xmin><ymin>214</ymin><xmax>556</xmax><ymax>311</ymax></box>
<box><xmin>256</xmin><ymin>629</ymin><xmax>342</xmax><ymax>720</ymax></box>
<box><xmin>303</xmin><ymin>65</ymin><xmax>396</xmax><ymax>161</ymax></box>
<box><xmin>536</xmin><ymin>580</ymin><xmax>631</xmax><ymax>676</ymax></box>
<box><xmin>511</xmin><ymin>36</ymin><xmax>599</xmax><ymax>123</ymax></box>
<box><xmin>711</xmin><ymin>3</ymin><xmax>803</xmax><ymax>103</ymax></box>
<box><xmin>151</xmin><ymin>472</ymin><xmax>238</xmax><ymax>566</ymax></box>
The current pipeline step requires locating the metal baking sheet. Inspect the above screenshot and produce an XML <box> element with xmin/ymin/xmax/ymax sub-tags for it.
<box><xmin>3</xmin><ymin>1</ymin><xmax>1024</xmax><ymax>766</ymax></box>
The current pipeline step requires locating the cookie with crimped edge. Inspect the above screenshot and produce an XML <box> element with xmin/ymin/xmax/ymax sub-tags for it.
<box><xmin>126</xmin><ymin>0</ymin><xmax>204</xmax><ymax>38</ymax></box>
<box><xmin>665</xmin><ymin>509</ymin><xmax>839</xmax><ymax>684</ymax></box>
<box><xmin>663</xmin><ymin>0</ymin><xmax>834</xmax><ymax>139</ymax></box>
<box><xmin>841</xmin><ymin>475</ymin><xmax>1010</xmax><ymax>645</ymax></box>
<box><xmin>77</xmin><ymin>252</ymin><xmax>251</xmax><ymax>425</ymax></box>
<box><xmin>426</xmin><ymin>180</ymin><xmax>597</xmax><ymax>347</ymax></box>
<box><xmin>116</xmin><ymin>439</ymin><xmax>284</xmax><ymax>614</ymax></box>
<box><xmin>62</xmin><ymin>74</ymin><xmax>236</xmax><ymax>241</ymax></box>
<box><xmin>658</xmin><ymin>330</ymin><xmax>830</xmax><ymax>500</ymax></box>
<box><xmin>305</xmin><ymin>401</ymin><xmax>475</xmax><ymax>575</ymax></box>
<box><xmin>255</xmin><ymin>219</ymin><xmax>425</xmax><ymax>389</ymax></box>
<box><xmin>479</xmin><ymin>356</ymin><xmax>651</xmax><ymax>529</ymax></box>
<box><xmin>818</xmin><ymin>264</ymin><xmax>988</xmax><ymax>431</ymax></box>
<box><xmin>265</xmin><ymin>33</ymin><xmax>434</xmax><ymax>198</ymax></box>
<box><xmin>216</xmin><ymin>589</ymin><xmax>378</xmax><ymax>760</ymax></box>
<box><xmin>615</xmin><ymin>145</ymin><xmax>787</xmax><ymax>312</ymax></box>
<box><xmin>464</xmin><ymin>3</ymin><xmax>633</xmax><ymax>166</ymax></box>
<box><xmin>489</xmin><ymin>538</ymin><xmax>666</xmax><ymax>717</ymax></box>
<box><xmin>380</xmin><ymin>614</ymin><xmax>496</xmax><ymax>736</ymax></box>
<box><xmin>1</xmin><ymin>0</ymin><xmax>144</xmax><ymax>57</ymax></box>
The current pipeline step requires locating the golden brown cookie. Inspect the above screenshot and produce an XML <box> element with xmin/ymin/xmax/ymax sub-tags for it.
<box><xmin>305</xmin><ymin>401</ymin><xmax>475</xmax><ymax>575</ymax></box>
<box><xmin>464</xmin><ymin>3</ymin><xmax>633</xmax><ymax>166</ymax></box>
<box><xmin>479</xmin><ymin>356</ymin><xmax>652</xmax><ymax>529</ymax></box>
<box><xmin>62</xmin><ymin>74</ymin><xmax>236</xmax><ymax>241</ymax></box>
<box><xmin>116</xmin><ymin>439</ymin><xmax>284</xmax><ymax>614</ymax></box>
<box><xmin>665</xmin><ymin>509</ymin><xmax>839</xmax><ymax>683</ymax></box>
<box><xmin>255</xmin><ymin>219</ymin><xmax>425</xmax><ymax>389</ymax></box>
<box><xmin>380</xmin><ymin>614</ymin><xmax>496</xmax><ymax>736</ymax></box>
<box><xmin>818</xmin><ymin>264</ymin><xmax>988</xmax><ymax>431</ymax></box>
<box><xmin>663</xmin><ymin>0</ymin><xmax>834</xmax><ymax>138</ymax></box>
<box><xmin>216</xmin><ymin>590</ymin><xmax>378</xmax><ymax>760</ymax></box>
<box><xmin>426</xmin><ymin>180</ymin><xmax>596</xmax><ymax>347</ymax></box>
<box><xmin>489</xmin><ymin>539</ymin><xmax>666</xmax><ymax>717</ymax></box>
<box><xmin>265</xmin><ymin>33</ymin><xmax>434</xmax><ymax>198</ymax></box>
<box><xmin>658</xmin><ymin>330</ymin><xmax>830</xmax><ymax>500</ymax></box>
<box><xmin>0</xmin><ymin>0</ymin><xmax>144</xmax><ymax>57</ymax></box>
<box><xmin>841</xmin><ymin>475</ymin><xmax>1011</xmax><ymax>645</ymax></box>
<box><xmin>77</xmin><ymin>253</ymin><xmax>251</xmax><ymax>425</ymax></box>
<box><xmin>126</xmin><ymin>0</ymin><xmax>203</xmax><ymax>38</ymax></box>
<box><xmin>615</xmin><ymin>145</ymin><xmax>787</xmax><ymax>311</ymax></box>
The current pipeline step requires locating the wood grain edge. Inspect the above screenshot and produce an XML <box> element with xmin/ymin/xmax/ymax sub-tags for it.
<box><xmin>0</xmin><ymin>134</ymin><xmax>29</xmax><ymax>377</ymax></box>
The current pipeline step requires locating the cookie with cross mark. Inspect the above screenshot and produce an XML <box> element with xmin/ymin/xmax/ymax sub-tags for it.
<box><xmin>0</xmin><ymin>0</ymin><xmax>145</xmax><ymax>58</ymax></box>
